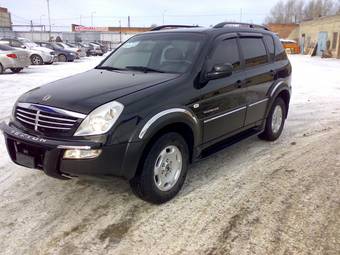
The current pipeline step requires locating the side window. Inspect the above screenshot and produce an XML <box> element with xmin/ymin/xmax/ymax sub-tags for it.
<box><xmin>11</xmin><ymin>40</ymin><xmax>22</xmax><ymax>47</ymax></box>
<box><xmin>263</xmin><ymin>34</ymin><xmax>275</xmax><ymax>61</ymax></box>
<box><xmin>239</xmin><ymin>38</ymin><xmax>268</xmax><ymax>68</ymax></box>
<box><xmin>273</xmin><ymin>35</ymin><xmax>287</xmax><ymax>61</ymax></box>
<box><xmin>210</xmin><ymin>38</ymin><xmax>240</xmax><ymax>70</ymax></box>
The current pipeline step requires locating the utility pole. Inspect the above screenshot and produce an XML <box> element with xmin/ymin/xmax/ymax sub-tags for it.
<box><xmin>80</xmin><ymin>15</ymin><xmax>82</xmax><ymax>25</ymax></box>
<box><xmin>46</xmin><ymin>0</ymin><xmax>52</xmax><ymax>41</ymax></box>
<box><xmin>91</xmin><ymin>12</ymin><xmax>96</xmax><ymax>26</ymax></box>
<box><xmin>240</xmin><ymin>8</ymin><xmax>243</xmax><ymax>22</ymax></box>
<box><xmin>128</xmin><ymin>16</ymin><xmax>130</xmax><ymax>27</ymax></box>
<box><xmin>119</xmin><ymin>20</ymin><xmax>122</xmax><ymax>43</ymax></box>
<box><xmin>162</xmin><ymin>10</ymin><xmax>166</xmax><ymax>24</ymax></box>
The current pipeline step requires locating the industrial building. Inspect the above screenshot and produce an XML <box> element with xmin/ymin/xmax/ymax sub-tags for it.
<box><xmin>0</xmin><ymin>7</ymin><xmax>15</xmax><ymax>38</ymax></box>
<box><xmin>298</xmin><ymin>15</ymin><xmax>340</xmax><ymax>58</ymax></box>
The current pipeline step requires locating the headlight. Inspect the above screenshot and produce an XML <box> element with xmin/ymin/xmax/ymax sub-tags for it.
<box><xmin>74</xmin><ymin>101</ymin><xmax>124</xmax><ymax>136</ymax></box>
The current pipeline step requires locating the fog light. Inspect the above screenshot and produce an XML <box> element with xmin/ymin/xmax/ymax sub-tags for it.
<box><xmin>63</xmin><ymin>149</ymin><xmax>102</xmax><ymax>159</ymax></box>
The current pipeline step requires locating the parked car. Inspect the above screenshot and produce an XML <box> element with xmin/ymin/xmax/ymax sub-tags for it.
<box><xmin>56</xmin><ymin>43</ymin><xmax>82</xmax><ymax>58</ymax></box>
<box><xmin>280</xmin><ymin>39</ymin><xmax>300</xmax><ymax>54</ymax></box>
<box><xmin>0</xmin><ymin>44</ymin><xmax>30</xmax><ymax>74</ymax></box>
<box><xmin>0</xmin><ymin>38</ymin><xmax>55</xmax><ymax>65</ymax></box>
<box><xmin>35</xmin><ymin>42</ymin><xmax>77</xmax><ymax>62</ymax></box>
<box><xmin>0</xmin><ymin>22</ymin><xmax>292</xmax><ymax>204</ymax></box>
<box><xmin>91</xmin><ymin>42</ymin><xmax>108</xmax><ymax>54</ymax></box>
<box><xmin>65</xmin><ymin>42</ymin><xmax>87</xmax><ymax>58</ymax></box>
<box><xmin>88</xmin><ymin>42</ymin><xmax>103</xmax><ymax>56</ymax></box>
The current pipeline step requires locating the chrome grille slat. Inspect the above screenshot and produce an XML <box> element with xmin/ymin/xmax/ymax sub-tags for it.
<box><xmin>15</xmin><ymin>104</ymin><xmax>82</xmax><ymax>133</ymax></box>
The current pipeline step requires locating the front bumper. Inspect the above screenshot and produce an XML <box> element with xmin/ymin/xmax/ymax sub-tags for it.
<box><xmin>0</xmin><ymin>122</ymin><xmax>134</xmax><ymax>180</ymax></box>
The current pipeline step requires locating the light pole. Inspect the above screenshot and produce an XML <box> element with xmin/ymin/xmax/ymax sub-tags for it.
<box><xmin>91</xmin><ymin>12</ymin><xmax>96</xmax><ymax>26</ymax></box>
<box><xmin>119</xmin><ymin>20</ymin><xmax>122</xmax><ymax>43</ymax></box>
<box><xmin>162</xmin><ymin>10</ymin><xmax>167</xmax><ymax>25</ymax></box>
<box><xmin>46</xmin><ymin>0</ymin><xmax>52</xmax><ymax>41</ymax></box>
<box><xmin>40</xmin><ymin>15</ymin><xmax>45</xmax><ymax>41</ymax></box>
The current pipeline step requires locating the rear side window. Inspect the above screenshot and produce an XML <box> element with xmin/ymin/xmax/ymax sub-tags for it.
<box><xmin>273</xmin><ymin>35</ymin><xmax>287</xmax><ymax>61</ymax></box>
<box><xmin>263</xmin><ymin>34</ymin><xmax>275</xmax><ymax>61</ymax></box>
<box><xmin>210</xmin><ymin>38</ymin><xmax>240</xmax><ymax>70</ymax></box>
<box><xmin>239</xmin><ymin>38</ymin><xmax>268</xmax><ymax>68</ymax></box>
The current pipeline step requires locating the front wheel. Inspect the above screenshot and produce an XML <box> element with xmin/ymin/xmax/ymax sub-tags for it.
<box><xmin>258</xmin><ymin>97</ymin><xmax>287</xmax><ymax>141</ymax></box>
<box><xmin>10</xmin><ymin>68</ymin><xmax>23</xmax><ymax>73</ymax></box>
<box><xmin>130</xmin><ymin>132</ymin><xmax>189</xmax><ymax>204</ymax></box>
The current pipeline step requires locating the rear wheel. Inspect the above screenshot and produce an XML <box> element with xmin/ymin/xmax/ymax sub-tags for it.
<box><xmin>58</xmin><ymin>54</ymin><xmax>67</xmax><ymax>62</ymax></box>
<box><xmin>130</xmin><ymin>132</ymin><xmax>189</xmax><ymax>204</ymax></box>
<box><xmin>30</xmin><ymin>54</ymin><xmax>43</xmax><ymax>65</ymax></box>
<box><xmin>10</xmin><ymin>68</ymin><xmax>23</xmax><ymax>73</ymax></box>
<box><xmin>259</xmin><ymin>97</ymin><xmax>287</xmax><ymax>141</ymax></box>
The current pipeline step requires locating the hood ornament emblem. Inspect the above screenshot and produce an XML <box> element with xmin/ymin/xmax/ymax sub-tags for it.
<box><xmin>42</xmin><ymin>95</ymin><xmax>52</xmax><ymax>101</ymax></box>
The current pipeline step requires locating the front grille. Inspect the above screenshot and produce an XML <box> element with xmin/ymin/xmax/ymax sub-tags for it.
<box><xmin>15</xmin><ymin>104</ymin><xmax>84</xmax><ymax>135</ymax></box>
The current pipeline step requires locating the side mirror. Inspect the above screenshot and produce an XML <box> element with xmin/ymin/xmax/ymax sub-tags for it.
<box><xmin>21</xmin><ymin>45</ymin><xmax>26</xmax><ymax>49</ymax></box>
<box><xmin>206</xmin><ymin>63</ymin><xmax>233</xmax><ymax>80</ymax></box>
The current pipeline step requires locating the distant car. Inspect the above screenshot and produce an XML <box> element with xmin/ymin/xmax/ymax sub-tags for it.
<box><xmin>88</xmin><ymin>43</ymin><xmax>103</xmax><ymax>56</ymax></box>
<box><xmin>35</xmin><ymin>42</ymin><xmax>77</xmax><ymax>62</ymax></box>
<box><xmin>0</xmin><ymin>44</ymin><xmax>30</xmax><ymax>74</ymax></box>
<box><xmin>280</xmin><ymin>39</ymin><xmax>300</xmax><ymax>54</ymax></box>
<box><xmin>56</xmin><ymin>43</ymin><xmax>82</xmax><ymax>58</ymax></box>
<box><xmin>65</xmin><ymin>42</ymin><xmax>87</xmax><ymax>57</ymax></box>
<box><xmin>91</xmin><ymin>42</ymin><xmax>108</xmax><ymax>54</ymax></box>
<box><xmin>0</xmin><ymin>38</ymin><xmax>55</xmax><ymax>65</ymax></box>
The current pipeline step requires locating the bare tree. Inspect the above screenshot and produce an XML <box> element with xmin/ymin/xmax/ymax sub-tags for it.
<box><xmin>265</xmin><ymin>0</ymin><xmax>339</xmax><ymax>24</ymax></box>
<box><xmin>266</xmin><ymin>0</ymin><xmax>304</xmax><ymax>24</ymax></box>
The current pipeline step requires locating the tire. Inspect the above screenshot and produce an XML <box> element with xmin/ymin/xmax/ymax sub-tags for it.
<box><xmin>58</xmin><ymin>54</ymin><xmax>67</xmax><ymax>62</ymax></box>
<box><xmin>258</xmin><ymin>97</ymin><xmax>287</xmax><ymax>141</ymax></box>
<box><xmin>30</xmin><ymin>54</ymin><xmax>43</xmax><ymax>65</ymax></box>
<box><xmin>130</xmin><ymin>132</ymin><xmax>189</xmax><ymax>204</ymax></box>
<box><xmin>44</xmin><ymin>62</ymin><xmax>53</xmax><ymax>65</ymax></box>
<box><xmin>0</xmin><ymin>63</ymin><xmax>4</xmax><ymax>74</ymax></box>
<box><xmin>10</xmin><ymin>68</ymin><xmax>23</xmax><ymax>73</ymax></box>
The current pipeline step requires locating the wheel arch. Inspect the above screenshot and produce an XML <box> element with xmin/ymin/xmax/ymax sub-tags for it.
<box><xmin>266</xmin><ymin>81</ymin><xmax>291</xmax><ymax>119</ymax></box>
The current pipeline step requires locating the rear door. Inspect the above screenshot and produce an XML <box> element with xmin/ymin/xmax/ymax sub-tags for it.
<box><xmin>239</xmin><ymin>34</ymin><xmax>273</xmax><ymax>126</ymax></box>
<box><xmin>197</xmin><ymin>34</ymin><xmax>247</xmax><ymax>143</ymax></box>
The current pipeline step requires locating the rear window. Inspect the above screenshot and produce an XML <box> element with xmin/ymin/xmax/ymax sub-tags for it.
<box><xmin>0</xmin><ymin>44</ymin><xmax>14</xmax><ymax>51</ymax></box>
<box><xmin>239</xmin><ymin>38</ymin><xmax>268</xmax><ymax>68</ymax></box>
<box><xmin>263</xmin><ymin>34</ymin><xmax>275</xmax><ymax>61</ymax></box>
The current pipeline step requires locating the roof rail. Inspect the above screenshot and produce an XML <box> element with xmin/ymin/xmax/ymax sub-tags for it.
<box><xmin>150</xmin><ymin>25</ymin><xmax>200</xmax><ymax>31</ymax></box>
<box><xmin>213</xmin><ymin>22</ymin><xmax>270</xmax><ymax>31</ymax></box>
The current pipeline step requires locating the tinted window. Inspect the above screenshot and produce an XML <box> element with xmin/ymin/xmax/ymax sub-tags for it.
<box><xmin>263</xmin><ymin>34</ymin><xmax>275</xmax><ymax>61</ymax></box>
<box><xmin>273</xmin><ymin>35</ymin><xmax>287</xmax><ymax>61</ymax></box>
<box><xmin>210</xmin><ymin>38</ymin><xmax>240</xmax><ymax>70</ymax></box>
<box><xmin>240</xmin><ymin>38</ymin><xmax>268</xmax><ymax>68</ymax></box>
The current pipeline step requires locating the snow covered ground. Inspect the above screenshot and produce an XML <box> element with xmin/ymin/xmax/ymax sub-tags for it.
<box><xmin>0</xmin><ymin>55</ymin><xmax>339</xmax><ymax>255</ymax></box>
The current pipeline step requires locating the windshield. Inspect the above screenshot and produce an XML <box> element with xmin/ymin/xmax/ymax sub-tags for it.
<box><xmin>100</xmin><ymin>33</ymin><xmax>206</xmax><ymax>74</ymax></box>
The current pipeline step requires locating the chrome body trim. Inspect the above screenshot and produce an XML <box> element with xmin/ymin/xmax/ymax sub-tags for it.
<box><xmin>57</xmin><ymin>145</ymin><xmax>92</xmax><ymax>150</ymax></box>
<box><xmin>248</xmin><ymin>98</ymin><xmax>269</xmax><ymax>108</ymax></box>
<box><xmin>139</xmin><ymin>108</ymin><xmax>199</xmax><ymax>139</ymax></box>
<box><xmin>270</xmin><ymin>81</ymin><xmax>285</xmax><ymax>97</ymax></box>
<box><xmin>204</xmin><ymin>106</ymin><xmax>246</xmax><ymax>123</ymax></box>
<box><xmin>17</xmin><ymin>102</ymin><xmax>86</xmax><ymax>119</ymax></box>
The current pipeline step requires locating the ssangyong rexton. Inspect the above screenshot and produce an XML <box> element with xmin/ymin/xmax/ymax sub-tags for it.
<box><xmin>0</xmin><ymin>23</ymin><xmax>292</xmax><ymax>204</ymax></box>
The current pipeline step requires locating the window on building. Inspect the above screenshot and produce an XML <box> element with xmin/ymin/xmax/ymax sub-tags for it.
<box><xmin>239</xmin><ymin>38</ymin><xmax>268</xmax><ymax>68</ymax></box>
<box><xmin>210</xmin><ymin>38</ymin><xmax>241</xmax><ymax>70</ymax></box>
<box><xmin>332</xmin><ymin>32</ymin><xmax>338</xmax><ymax>50</ymax></box>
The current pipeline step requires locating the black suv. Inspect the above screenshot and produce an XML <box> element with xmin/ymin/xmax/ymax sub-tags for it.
<box><xmin>0</xmin><ymin>23</ymin><xmax>292</xmax><ymax>204</ymax></box>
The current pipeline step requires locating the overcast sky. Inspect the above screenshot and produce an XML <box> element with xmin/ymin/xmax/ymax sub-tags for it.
<box><xmin>0</xmin><ymin>0</ymin><xmax>278</xmax><ymax>30</ymax></box>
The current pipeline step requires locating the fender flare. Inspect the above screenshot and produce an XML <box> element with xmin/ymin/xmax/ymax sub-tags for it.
<box><xmin>120</xmin><ymin>107</ymin><xmax>202</xmax><ymax>179</ymax></box>
<box><xmin>266</xmin><ymin>80</ymin><xmax>292</xmax><ymax>118</ymax></box>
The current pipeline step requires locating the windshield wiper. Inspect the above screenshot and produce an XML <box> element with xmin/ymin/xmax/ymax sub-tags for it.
<box><xmin>95</xmin><ymin>66</ymin><xmax>127</xmax><ymax>71</ymax></box>
<box><xmin>125</xmin><ymin>66</ymin><xmax>165</xmax><ymax>73</ymax></box>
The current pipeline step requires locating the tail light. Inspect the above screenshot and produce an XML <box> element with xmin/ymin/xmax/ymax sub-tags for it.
<box><xmin>7</xmin><ymin>54</ymin><xmax>17</xmax><ymax>58</ymax></box>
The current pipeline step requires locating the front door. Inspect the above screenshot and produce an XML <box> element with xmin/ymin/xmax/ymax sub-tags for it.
<box><xmin>197</xmin><ymin>34</ymin><xmax>247</xmax><ymax>143</ymax></box>
<box><xmin>317</xmin><ymin>32</ymin><xmax>328</xmax><ymax>56</ymax></box>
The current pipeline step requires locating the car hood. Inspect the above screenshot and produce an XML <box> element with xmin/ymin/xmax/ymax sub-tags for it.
<box><xmin>18</xmin><ymin>69</ymin><xmax>180</xmax><ymax>114</ymax></box>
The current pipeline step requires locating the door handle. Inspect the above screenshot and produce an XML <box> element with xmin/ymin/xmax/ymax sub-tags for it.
<box><xmin>236</xmin><ymin>80</ymin><xmax>243</xmax><ymax>88</ymax></box>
